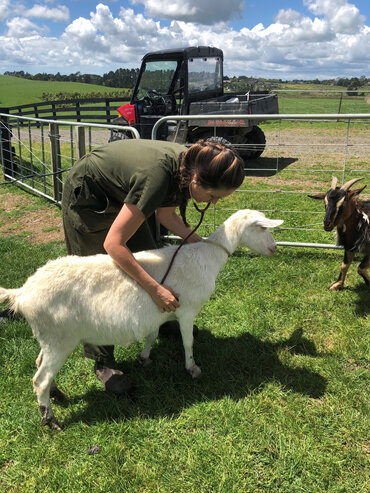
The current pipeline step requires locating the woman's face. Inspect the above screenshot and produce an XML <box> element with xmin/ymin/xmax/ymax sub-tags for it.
<box><xmin>190</xmin><ymin>180</ymin><xmax>236</xmax><ymax>205</ymax></box>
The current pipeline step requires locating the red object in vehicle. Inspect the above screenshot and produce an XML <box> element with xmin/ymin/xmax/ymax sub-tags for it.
<box><xmin>117</xmin><ymin>103</ymin><xmax>136</xmax><ymax>125</ymax></box>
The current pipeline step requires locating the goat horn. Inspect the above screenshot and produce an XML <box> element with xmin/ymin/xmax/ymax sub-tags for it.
<box><xmin>340</xmin><ymin>177</ymin><xmax>363</xmax><ymax>191</ymax></box>
<box><xmin>331</xmin><ymin>176</ymin><xmax>338</xmax><ymax>189</ymax></box>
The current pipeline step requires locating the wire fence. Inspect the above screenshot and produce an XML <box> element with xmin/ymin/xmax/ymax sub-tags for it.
<box><xmin>275</xmin><ymin>89</ymin><xmax>370</xmax><ymax>115</ymax></box>
<box><xmin>153</xmin><ymin>113</ymin><xmax>370</xmax><ymax>248</ymax></box>
<box><xmin>1</xmin><ymin>111</ymin><xmax>369</xmax><ymax>249</ymax></box>
<box><xmin>0</xmin><ymin>114</ymin><xmax>139</xmax><ymax>202</ymax></box>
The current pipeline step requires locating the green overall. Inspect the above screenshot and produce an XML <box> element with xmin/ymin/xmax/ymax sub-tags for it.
<box><xmin>61</xmin><ymin>139</ymin><xmax>186</xmax><ymax>365</ymax></box>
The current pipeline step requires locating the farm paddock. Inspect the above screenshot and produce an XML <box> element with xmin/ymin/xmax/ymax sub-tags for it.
<box><xmin>0</xmin><ymin>120</ymin><xmax>369</xmax><ymax>492</ymax></box>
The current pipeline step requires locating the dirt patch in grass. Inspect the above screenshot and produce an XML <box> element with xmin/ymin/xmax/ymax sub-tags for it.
<box><xmin>0</xmin><ymin>191</ymin><xmax>64</xmax><ymax>244</ymax></box>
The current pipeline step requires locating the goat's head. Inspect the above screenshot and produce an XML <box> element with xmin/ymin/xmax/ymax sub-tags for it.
<box><xmin>308</xmin><ymin>177</ymin><xmax>367</xmax><ymax>231</ymax></box>
<box><xmin>239</xmin><ymin>211</ymin><xmax>283</xmax><ymax>256</ymax></box>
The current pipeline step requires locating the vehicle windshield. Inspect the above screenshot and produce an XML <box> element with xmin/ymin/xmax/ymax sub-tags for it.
<box><xmin>136</xmin><ymin>60</ymin><xmax>178</xmax><ymax>98</ymax></box>
<box><xmin>188</xmin><ymin>57</ymin><xmax>222</xmax><ymax>93</ymax></box>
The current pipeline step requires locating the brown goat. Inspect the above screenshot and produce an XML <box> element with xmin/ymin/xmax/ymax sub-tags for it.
<box><xmin>309</xmin><ymin>176</ymin><xmax>370</xmax><ymax>290</ymax></box>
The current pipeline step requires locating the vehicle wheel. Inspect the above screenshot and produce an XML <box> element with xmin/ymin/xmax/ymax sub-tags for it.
<box><xmin>238</xmin><ymin>126</ymin><xmax>266</xmax><ymax>160</ymax></box>
<box><xmin>108</xmin><ymin>130</ymin><xmax>131</xmax><ymax>143</ymax></box>
<box><xmin>205</xmin><ymin>136</ymin><xmax>232</xmax><ymax>146</ymax></box>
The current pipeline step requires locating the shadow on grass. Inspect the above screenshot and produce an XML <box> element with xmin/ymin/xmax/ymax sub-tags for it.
<box><xmin>351</xmin><ymin>284</ymin><xmax>370</xmax><ymax>318</ymax></box>
<box><xmin>244</xmin><ymin>157</ymin><xmax>297</xmax><ymax>177</ymax></box>
<box><xmin>64</xmin><ymin>328</ymin><xmax>326</xmax><ymax>427</ymax></box>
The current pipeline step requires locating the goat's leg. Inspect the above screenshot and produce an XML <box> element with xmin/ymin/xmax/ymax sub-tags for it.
<box><xmin>358</xmin><ymin>254</ymin><xmax>370</xmax><ymax>286</ymax></box>
<box><xmin>140</xmin><ymin>329</ymin><xmax>159</xmax><ymax>366</ymax></box>
<box><xmin>329</xmin><ymin>250</ymin><xmax>355</xmax><ymax>290</ymax></box>
<box><xmin>179</xmin><ymin>318</ymin><xmax>201</xmax><ymax>378</ymax></box>
<box><xmin>35</xmin><ymin>350</ymin><xmax>43</xmax><ymax>368</ymax></box>
<box><xmin>33</xmin><ymin>346</ymin><xmax>73</xmax><ymax>431</ymax></box>
<box><xmin>35</xmin><ymin>349</ymin><xmax>66</xmax><ymax>402</ymax></box>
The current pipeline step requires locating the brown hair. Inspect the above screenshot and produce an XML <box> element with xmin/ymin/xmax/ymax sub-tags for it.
<box><xmin>178</xmin><ymin>140</ymin><xmax>245</xmax><ymax>225</ymax></box>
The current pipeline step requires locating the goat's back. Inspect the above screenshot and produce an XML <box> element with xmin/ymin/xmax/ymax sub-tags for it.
<box><xmin>11</xmin><ymin>246</ymin><xmax>214</xmax><ymax>346</ymax></box>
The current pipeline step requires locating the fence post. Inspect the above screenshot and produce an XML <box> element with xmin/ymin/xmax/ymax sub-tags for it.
<box><xmin>49</xmin><ymin>123</ymin><xmax>63</xmax><ymax>202</ymax></box>
<box><xmin>75</xmin><ymin>126</ymin><xmax>86</xmax><ymax>159</ymax></box>
<box><xmin>0</xmin><ymin>111</ymin><xmax>18</xmax><ymax>178</ymax></box>
<box><xmin>34</xmin><ymin>104</ymin><xmax>40</xmax><ymax>128</ymax></box>
<box><xmin>337</xmin><ymin>93</ymin><xmax>343</xmax><ymax>115</ymax></box>
<box><xmin>76</xmin><ymin>101</ymin><xmax>81</xmax><ymax>122</ymax></box>
<box><xmin>106</xmin><ymin>98</ymin><xmax>110</xmax><ymax>122</ymax></box>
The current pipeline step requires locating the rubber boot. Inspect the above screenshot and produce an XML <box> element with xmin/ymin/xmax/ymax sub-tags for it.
<box><xmin>94</xmin><ymin>362</ymin><xmax>132</xmax><ymax>396</ymax></box>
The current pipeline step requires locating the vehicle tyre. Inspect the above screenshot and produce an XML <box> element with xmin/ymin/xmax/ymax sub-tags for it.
<box><xmin>238</xmin><ymin>126</ymin><xmax>266</xmax><ymax>160</ymax></box>
<box><xmin>205</xmin><ymin>136</ymin><xmax>232</xmax><ymax>146</ymax></box>
<box><xmin>108</xmin><ymin>130</ymin><xmax>131</xmax><ymax>143</ymax></box>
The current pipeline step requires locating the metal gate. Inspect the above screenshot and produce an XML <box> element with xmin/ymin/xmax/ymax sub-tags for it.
<box><xmin>1</xmin><ymin>112</ymin><xmax>369</xmax><ymax>249</ymax></box>
<box><xmin>0</xmin><ymin>113</ymin><xmax>139</xmax><ymax>202</ymax></box>
<box><xmin>152</xmin><ymin>113</ymin><xmax>370</xmax><ymax>249</ymax></box>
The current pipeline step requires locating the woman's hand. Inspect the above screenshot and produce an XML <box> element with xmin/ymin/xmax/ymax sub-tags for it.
<box><xmin>104</xmin><ymin>204</ymin><xmax>180</xmax><ymax>313</ymax></box>
<box><xmin>104</xmin><ymin>204</ymin><xmax>182</xmax><ymax>313</ymax></box>
<box><xmin>151</xmin><ymin>284</ymin><xmax>180</xmax><ymax>313</ymax></box>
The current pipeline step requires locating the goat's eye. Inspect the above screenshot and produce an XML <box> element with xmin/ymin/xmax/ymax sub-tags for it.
<box><xmin>260</xmin><ymin>227</ymin><xmax>267</xmax><ymax>231</ymax></box>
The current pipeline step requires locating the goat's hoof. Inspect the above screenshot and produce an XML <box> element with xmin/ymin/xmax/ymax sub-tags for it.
<box><xmin>188</xmin><ymin>365</ymin><xmax>201</xmax><ymax>379</ymax></box>
<box><xmin>329</xmin><ymin>282</ymin><xmax>342</xmax><ymax>290</ymax></box>
<box><xmin>140</xmin><ymin>355</ymin><xmax>152</xmax><ymax>367</ymax></box>
<box><xmin>41</xmin><ymin>416</ymin><xmax>63</xmax><ymax>431</ymax></box>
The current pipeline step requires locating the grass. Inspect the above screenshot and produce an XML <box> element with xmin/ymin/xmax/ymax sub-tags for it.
<box><xmin>2</xmin><ymin>74</ymin><xmax>369</xmax><ymax>112</ymax></box>
<box><xmin>278</xmin><ymin>96</ymin><xmax>370</xmax><ymax>116</ymax></box>
<box><xmin>0</xmin><ymin>184</ymin><xmax>369</xmax><ymax>492</ymax></box>
<box><xmin>0</xmin><ymin>75</ymin><xmax>126</xmax><ymax>107</ymax></box>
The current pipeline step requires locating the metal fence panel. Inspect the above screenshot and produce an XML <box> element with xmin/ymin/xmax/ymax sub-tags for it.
<box><xmin>1</xmin><ymin>112</ymin><xmax>369</xmax><ymax>250</ymax></box>
<box><xmin>152</xmin><ymin>113</ymin><xmax>370</xmax><ymax>248</ymax></box>
<box><xmin>0</xmin><ymin>114</ymin><xmax>139</xmax><ymax>203</ymax></box>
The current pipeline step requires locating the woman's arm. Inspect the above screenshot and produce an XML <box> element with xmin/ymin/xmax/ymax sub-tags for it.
<box><xmin>104</xmin><ymin>203</ymin><xmax>180</xmax><ymax>313</ymax></box>
<box><xmin>156</xmin><ymin>206</ymin><xmax>203</xmax><ymax>243</ymax></box>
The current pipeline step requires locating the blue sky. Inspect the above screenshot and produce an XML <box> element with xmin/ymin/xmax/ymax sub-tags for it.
<box><xmin>0</xmin><ymin>1</ymin><xmax>369</xmax><ymax>79</ymax></box>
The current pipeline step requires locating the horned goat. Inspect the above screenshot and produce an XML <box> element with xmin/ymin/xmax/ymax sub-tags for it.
<box><xmin>0</xmin><ymin>209</ymin><xmax>283</xmax><ymax>430</ymax></box>
<box><xmin>309</xmin><ymin>176</ymin><xmax>370</xmax><ymax>290</ymax></box>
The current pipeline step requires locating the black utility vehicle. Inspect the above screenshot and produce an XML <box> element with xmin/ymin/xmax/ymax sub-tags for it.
<box><xmin>112</xmin><ymin>46</ymin><xmax>278</xmax><ymax>159</ymax></box>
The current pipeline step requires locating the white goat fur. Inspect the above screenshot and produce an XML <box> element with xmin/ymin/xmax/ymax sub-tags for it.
<box><xmin>0</xmin><ymin>209</ymin><xmax>282</xmax><ymax>429</ymax></box>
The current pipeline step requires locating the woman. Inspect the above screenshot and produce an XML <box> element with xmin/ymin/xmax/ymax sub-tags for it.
<box><xmin>61</xmin><ymin>138</ymin><xmax>245</xmax><ymax>394</ymax></box>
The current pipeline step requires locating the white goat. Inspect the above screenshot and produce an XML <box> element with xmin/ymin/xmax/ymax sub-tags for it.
<box><xmin>0</xmin><ymin>209</ymin><xmax>282</xmax><ymax>430</ymax></box>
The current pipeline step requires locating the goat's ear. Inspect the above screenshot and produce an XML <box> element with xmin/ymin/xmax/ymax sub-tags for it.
<box><xmin>352</xmin><ymin>185</ymin><xmax>367</xmax><ymax>197</ymax></box>
<box><xmin>308</xmin><ymin>193</ymin><xmax>326</xmax><ymax>200</ymax></box>
<box><xmin>255</xmin><ymin>218</ymin><xmax>284</xmax><ymax>228</ymax></box>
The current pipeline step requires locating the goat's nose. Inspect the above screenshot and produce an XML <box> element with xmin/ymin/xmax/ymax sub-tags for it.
<box><xmin>323</xmin><ymin>220</ymin><xmax>333</xmax><ymax>231</ymax></box>
<box><xmin>269</xmin><ymin>244</ymin><xmax>277</xmax><ymax>255</ymax></box>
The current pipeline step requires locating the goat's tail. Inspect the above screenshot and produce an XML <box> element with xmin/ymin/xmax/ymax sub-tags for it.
<box><xmin>0</xmin><ymin>287</ymin><xmax>21</xmax><ymax>314</ymax></box>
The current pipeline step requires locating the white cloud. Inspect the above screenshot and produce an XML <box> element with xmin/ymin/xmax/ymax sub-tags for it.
<box><xmin>6</xmin><ymin>17</ymin><xmax>49</xmax><ymax>37</ymax></box>
<box><xmin>25</xmin><ymin>4</ymin><xmax>70</xmax><ymax>22</ymax></box>
<box><xmin>0</xmin><ymin>1</ymin><xmax>369</xmax><ymax>79</ymax></box>
<box><xmin>0</xmin><ymin>0</ymin><xmax>11</xmax><ymax>21</ymax></box>
<box><xmin>130</xmin><ymin>0</ymin><xmax>245</xmax><ymax>24</ymax></box>
<box><xmin>275</xmin><ymin>9</ymin><xmax>303</xmax><ymax>25</ymax></box>
<box><xmin>304</xmin><ymin>0</ymin><xmax>365</xmax><ymax>33</ymax></box>
<box><xmin>63</xmin><ymin>15</ymin><xmax>110</xmax><ymax>54</ymax></box>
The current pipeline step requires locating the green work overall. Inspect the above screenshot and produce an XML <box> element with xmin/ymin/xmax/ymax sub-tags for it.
<box><xmin>61</xmin><ymin>139</ymin><xmax>186</xmax><ymax>366</ymax></box>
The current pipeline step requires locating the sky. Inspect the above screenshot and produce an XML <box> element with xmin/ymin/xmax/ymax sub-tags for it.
<box><xmin>0</xmin><ymin>0</ymin><xmax>369</xmax><ymax>80</ymax></box>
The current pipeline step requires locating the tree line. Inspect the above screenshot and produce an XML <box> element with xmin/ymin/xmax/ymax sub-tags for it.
<box><xmin>224</xmin><ymin>75</ymin><xmax>370</xmax><ymax>94</ymax></box>
<box><xmin>3</xmin><ymin>68</ymin><xmax>140</xmax><ymax>88</ymax></box>
<box><xmin>3</xmin><ymin>69</ymin><xmax>370</xmax><ymax>96</ymax></box>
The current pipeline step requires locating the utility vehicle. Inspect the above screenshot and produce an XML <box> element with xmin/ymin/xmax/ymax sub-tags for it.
<box><xmin>111</xmin><ymin>46</ymin><xmax>278</xmax><ymax>159</ymax></box>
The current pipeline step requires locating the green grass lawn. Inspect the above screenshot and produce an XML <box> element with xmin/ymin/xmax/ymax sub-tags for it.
<box><xmin>2</xmin><ymin>74</ymin><xmax>369</xmax><ymax>113</ymax></box>
<box><xmin>0</xmin><ymin>75</ymin><xmax>125</xmax><ymax>107</ymax></box>
<box><xmin>0</xmin><ymin>186</ymin><xmax>369</xmax><ymax>492</ymax></box>
<box><xmin>278</xmin><ymin>95</ymin><xmax>370</xmax><ymax>115</ymax></box>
